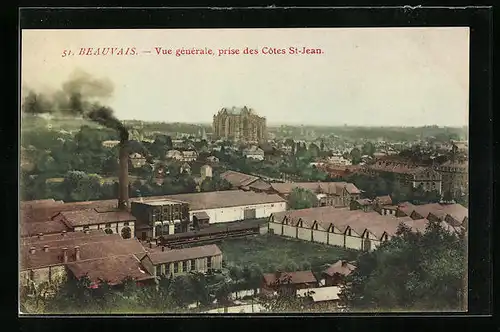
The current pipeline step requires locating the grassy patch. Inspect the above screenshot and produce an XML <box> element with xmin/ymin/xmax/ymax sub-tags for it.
<box><xmin>218</xmin><ymin>234</ymin><xmax>358</xmax><ymax>274</ymax></box>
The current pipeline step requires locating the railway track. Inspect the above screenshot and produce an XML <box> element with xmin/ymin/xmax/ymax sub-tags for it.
<box><xmin>158</xmin><ymin>222</ymin><xmax>263</xmax><ymax>248</ymax></box>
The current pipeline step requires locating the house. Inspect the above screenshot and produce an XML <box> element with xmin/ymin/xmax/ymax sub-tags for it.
<box><xmin>200</xmin><ymin>164</ymin><xmax>213</xmax><ymax>179</ymax></box>
<box><xmin>182</xmin><ymin>150</ymin><xmax>198</xmax><ymax>162</ymax></box>
<box><xmin>268</xmin><ymin>182</ymin><xmax>361</xmax><ymax>207</ymax></box>
<box><xmin>20</xmin><ymin>230</ymin><xmax>148</xmax><ymax>289</ymax></box>
<box><xmin>350</xmin><ymin>198</ymin><xmax>374</xmax><ymax>212</ymax></box>
<box><xmin>140</xmin><ymin>244</ymin><xmax>223</xmax><ymax>278</ymax></box>
<box><xmin>323</xmin><ymin>260</ymin><xmax>356</xmax><ymax>286</ymax></box>
<box><xmin>220</xmin><ymin>170</ymin><xmax>272</xmax><ymax>192</ymax></box>
<box><xmin>297</xmin><ymin>286</ymin><xmax>342</xmax><ymax>311</ymax></box>
<box><xmin>102</xmin><ymin>140</ymin><xmax>120</xmax><ymax>148</ymax></box>
<box><xmin>436</xmin><ymin>160</ymin><xmax>468</xmax><ymax>196</ymax></box>
<box><xmin>326</xmin><ymin>155</ymin><xmax>352</xmax><ymax>166</ymax></box>
<box><xmin>166</xmin><ymin>149</ymin><xmax>183</xmax><ymax>160</ymax></box>
<box><xmin>243</xmin><ymin>146</ymin><xmax>265</xmax><ymax>161</ymax></box>
<box><xmin>261</xmin><ymin>270</ymin><xmax>318</xmax><ymax>297</ymax></box>
<box><xmin>66</xmin><ymin>254</ymin><xmax>154</xmax><ymax>288</ymax></box>
<box><xmin>51</xmin><ymin>208</ymin><xmax>136</xmax><ymax>239</ymax></box>
<box><xmin>206</xmin><ymin>156</ymin><xmax>219</xmax><ymax>163</ymax></box>
<box><xmin>130</xmin><ymin>153</ymin><xmax>146</xmax><ymax>168</ymax></box>
<box><xmin>367</xmin><ymin>162</ymin><xmax>443</xmax><ymax>194</ymax></box>
<box><xmin>180</xmin><ymin>162</ymin><xmax>191</xmax><ymax>174</ymax></box>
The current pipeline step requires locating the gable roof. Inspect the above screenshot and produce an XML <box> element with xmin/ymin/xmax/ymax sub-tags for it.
<box><xmin>375</xmin><ymin>195</ymin><xmax>393</xmax><ymax>206</ymax></box>
<box><xmin>145</xmin><ymin>244</ymin><xmax>222</xmax><ymax>265</ymax></box>
<box><xmin>323</xmin><ymin>260</ymin><xmax>356</xmax><ymax>277</ymax></box>
<box><xmin>262</xmin><ymin>270</ymin><xmax>317</xmax><ymax>286</ymax></box>
<box><xmin>56</xmin><ymin>209</ymin><xmax>136</xmax><ymax>227</ymax></box>
<box><xmin>66</xmin><ymin>254</ymin><xmax>154</xmax><ymax>286</ymax></box>
<box><xmin>269</xmin><ymin>182</ymin><xmax>361</xmax><ymax>196</ymax></box>
<box><xmin>20</xmin><ymin>219</ymin><xmax>71</xmax><ymax>238</ymax></box>
<box><xmin>220</xmin><ymin>170</ymin><xmax>260</xmax><ymax>187</ymax></box>
<box><xmin>21</xmin><ymin>237</ymin><xmax>146</xmax><ymax>271</ymax></box>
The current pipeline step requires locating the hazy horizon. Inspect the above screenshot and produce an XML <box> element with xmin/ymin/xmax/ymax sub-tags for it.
<box><xmin>22</xmin><ymin>28</ymin><xmax>469</xmax><ymax>127</ymax></box>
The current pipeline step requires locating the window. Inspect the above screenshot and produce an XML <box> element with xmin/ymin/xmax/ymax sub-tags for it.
<box><xmin>182</xmin><ymin>261</ymin><xmax>187</xmax><ymax>271</ymax></box>
<box><xmin>124</xmin><ymin>222</ymin><xmax>129</xmax><ymax>226</ymax></box>
<box><xmin>190</xmin><ymin>260</ymin><xmax>195</xmax><ymax>270</ymax></box>
<box><xmin>29</xmin><ymin>270</ymin><xmax>35</xmax><ymax>281</ymax></box>
<box><xmin>271</xmin><ymin>204</ymin><xmax>274</xmax><ymax>207</ymax></box>
<box><xmin>83</xmin><ymin>226</ymin><xmax>89</xmax><ymax>230</ymax></box>
<box><xmin>165</xmin><ymin>264</ymin><xmax>171</xmax><ymax>276</ymax></box>
<box><xmin>207</xmin><ymin>256</ymin><xmax>212</xmax><ymax>270</ymax></box>
<box><xmin>174</xmin><ymin>263</ymin><xmax>179</xmax><ymax>273</ymax></box>
<box><xmin>105</xmin><ymin>223</ymin><xmax>111</xmax><ymax>228</ymax></box>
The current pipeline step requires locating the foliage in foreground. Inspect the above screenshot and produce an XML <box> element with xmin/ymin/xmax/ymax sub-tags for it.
<box><xmin>341</xmin><ymin>221</ymin><xmax>467</xmax><ymax>312</ymax></box>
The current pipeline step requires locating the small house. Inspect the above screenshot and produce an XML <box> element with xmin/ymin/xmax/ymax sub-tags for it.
<box><xmin>261</xmin><ymin>270</ymin><xmax>318</xmax><ymax>297</ymax></box>
<box><xmin>322</xmin><ymin>260</ymin><xmax>356</xmax><ymax>286</ymax></box>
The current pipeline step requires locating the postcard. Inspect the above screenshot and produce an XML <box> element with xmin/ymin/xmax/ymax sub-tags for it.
<box><xmin>20</xmin><ymin>27</ymin><xmax>469</xmax><ymax>314</ymax></box>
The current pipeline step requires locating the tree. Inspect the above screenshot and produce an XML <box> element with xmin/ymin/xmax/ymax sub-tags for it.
<box><xmin>288</xmin><ymin>187</ymin><xmax>318</xmax><ymax>210</ymax></box>
<box><xmin>308</xmin><ymin>143</ymin><xmax>320</xmax><ymax>159</ymax></box>
<box><xmin>341</xmin><ymin>221</ymin><xmax>466</xmax><ymax>311</ymax></box>
<box><xmin>61</xmin><ymin>171</ymin><xmax>103</xmax><ymax>202</ymax></box>
<box><xmin>200</xmin><ymin>176</ymin><xmax>233</xmax><ymax>192</ymax></box>
<box><xmin>350</xmin><ymin>147</ymin><xmax>362</xmax><ymax>165</ymax></box>
<box><xmin>361</xmin><ymin>142</ymin><xmax>376</xmax><ymax>157</ymax></box>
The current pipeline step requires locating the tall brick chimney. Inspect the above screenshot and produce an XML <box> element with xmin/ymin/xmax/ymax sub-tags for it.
<box><xmin>62</xmin><ymin>247</ymin><xmax>68</xmax><ymax>263</ymax></box>
<box><xmin>74</xmin><ymin>246</ymin><xmax>81</xmax><ymax>261</ymax></box>
<box><xmin>118</xmin><ymin>140</ymin><xmax>129</xmax><ymax>210</ymax></box>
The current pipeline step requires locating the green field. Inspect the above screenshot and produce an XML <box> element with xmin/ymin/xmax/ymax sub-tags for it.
<box><xmin>217</xmin><ymin>234</ymin><xmax>358</xmax><ymax>274</ymax></box>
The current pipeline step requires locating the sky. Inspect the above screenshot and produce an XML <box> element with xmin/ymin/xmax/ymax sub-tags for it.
<box><xmin>21</xmin><ymin>28</ymin><xmax>469</xmax><ymax>127</ymax></box>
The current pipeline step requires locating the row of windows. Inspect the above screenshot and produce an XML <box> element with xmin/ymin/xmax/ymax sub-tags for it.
<box><xmin>83</xmin><ymin>222</ymin><xmax>129</xmax><ymax>231</ymax></box>
<box><xmin>163</xmin><ymin>258</ymin><xmax>213</xmax><ymax>275</ymax></box>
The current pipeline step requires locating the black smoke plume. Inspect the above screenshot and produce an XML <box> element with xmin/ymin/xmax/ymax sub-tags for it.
<box><xmin>22</xmin><ymin>70</ymin><xmax>128</xmax><ymax>141</ymax></box>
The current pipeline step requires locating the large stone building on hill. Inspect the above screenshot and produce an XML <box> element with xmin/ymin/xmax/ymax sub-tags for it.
<box><xmin>212</xmin><ymin>106</ymin><xmax>267</xmax><ymax>142</ymax></box>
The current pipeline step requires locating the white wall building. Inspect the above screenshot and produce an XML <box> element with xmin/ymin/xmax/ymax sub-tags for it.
<box><xmin>243</xmin><ymin>146</ymin><xmax>265</xmax><ymax>161</ymax></box>
<box><xmin>164</xmin><ymin>190</ymin><xmax>288</xmax><ymax>224</ymax></box>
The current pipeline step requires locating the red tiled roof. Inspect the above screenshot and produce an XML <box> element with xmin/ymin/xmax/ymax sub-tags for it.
<box><xmin>323</xmin><ymin>260</ymin><xmax>356</xmax><ymax>277</ymax></box>
<box><xmin>397</xmin><ymin>202</ymin><xmax>417</xmax><ymax>216</ymax></box>
<box><xmin>145</xmin><ymin>244</ymin><xmax>222</xmax><ymax>265</ymax></box>
<box><xmin>375</xmin><ymin>195</ymin><xmax>393</xmax><ymax>206</ymax></box>
<box><xmin>21</xmin><ymin>237</ymin><xmax>146</xmax><ymax>270</ymax></box>
<box><xmin>272</xmin><ymin>206</ymin><xmax>427</xmax><ymax>239</ymax></box>
<box><xmin>20</xmin><ymin>219</ymin><xmax>71</xmax><ymax>238</ymax></box>
<box><xmin>21</xmin><ymin>230</ymin><xmax>120</xmax><ymax>247</ymax></box>
<box><xmin>57</xmin><ymin>209</ymin><xmax>136</xmax><ymax>227</ymax></box>
<box><xmin>262</xmin><ymin>270</ymin><xmax>317</xmax><ymax>286</ymax></box>
<box><xmin>270</xmin><ymin>182</ymin><xmax>360</xmax><ymax>195</ymax></box>
<box><xmin>220</xmin><ymin>170</ymin><xmax>260</xmax><ymax>187</ymax></box>
<box><xmin>66</xmin><ymin>254</ymin><xmax>154</xmax><ymax>286</ymax></box>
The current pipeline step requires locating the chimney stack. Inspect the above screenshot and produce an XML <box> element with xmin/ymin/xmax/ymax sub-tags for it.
<box><xmin>75</xmin><ymin>246</ymin><xmax>81</xmax><ymax>261</ymax></box>
<box><xmin>161</xmin><ymin>246</ymin><xmax>165</xmax><ymax>252</ymax></box>
<box><xmin>29</xmin><ymin>247</ymin><xmax>36</xmax><ymax>254</ymax></box>
<box><xmin>118</xmin><ymin>140</ymin><xmax>130</xmax><ymax>211</ymax></box>
<box><xmin>43</xmin><ymin>245</ymin><xmax>49</xmax><ymax>252</ymax></box>
<box><xmin>62</xmin><ymin>247</ymin><xmax>68</xmax><ymax>263</ymax></box>
<box><xmin>38</xmin><ymin>233</ymin><xmax>43</xmax><ymax>240</ymax></box>
<box><xmin>61</xmin><ymin>230</ymin><xmax>67</xmax><ymax>237</ymax></box>
<box><xmin>341</xmin><ymin>260</ymin><xmax>347</xmax><ymax>267</ymax></box>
